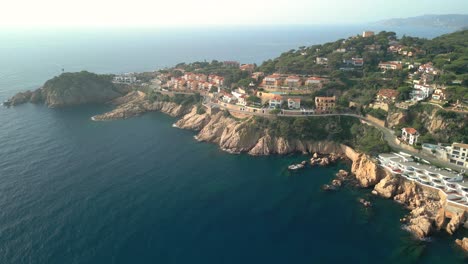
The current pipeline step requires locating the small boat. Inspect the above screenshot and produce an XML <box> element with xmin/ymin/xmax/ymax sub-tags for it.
<box><xmin>359</xmin><ymin>198</ymin><xmax>372</xmax><ymax>207</ymax></box>
<box><xmin>322</xmin><ymin>184</ymin><xmax>337</xmax><ymax>191</ymax></box>
<box><xmin>288</xmin><ymin>164</ymin><xmax>305</xmax><ymax>170</ymax></box>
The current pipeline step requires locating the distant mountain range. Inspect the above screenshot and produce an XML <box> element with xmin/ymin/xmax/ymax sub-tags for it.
<box><xmin>376</xmin><ymin>14</ymin><xmax>468</xmax><ymax>29</ymax></box>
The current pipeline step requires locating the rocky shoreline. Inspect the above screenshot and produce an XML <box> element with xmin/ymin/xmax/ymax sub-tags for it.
<box><xmin>76</xmin><ymin>93</ymin><xmax>468</xmax><ymax>251</ymax></box>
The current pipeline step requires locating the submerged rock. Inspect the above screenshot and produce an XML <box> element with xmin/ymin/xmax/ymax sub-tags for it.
<box><xmin>446</xmin><ymin>212</ymin><xmax>466</xmax><ymax>235</ymax></box>
<box><xmin>455</xmin><ymin>237</ymin><xmax>468</xmax><ymax>252</ymax></box>
<box><xmin>407</xmin><ymin>216</ymin><xmax>433</xmax><ymax>239</ymax></box>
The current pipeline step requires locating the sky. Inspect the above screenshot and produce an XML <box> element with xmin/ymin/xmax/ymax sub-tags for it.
<box><xmin>1</xmin><ymin>0</ymin><xmax>467</xmax><ymax>27</ymax></box>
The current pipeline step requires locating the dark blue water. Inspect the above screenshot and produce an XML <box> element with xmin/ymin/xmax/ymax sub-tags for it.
<box><xmin>0</xmin><ymin>26</ymin><xmax>466</xmax><ymax>263</ymax></box>
<box><xmin>0</xmin><ymin>105</ymin><xmax>466</xmax><ymax>263</ymax></box>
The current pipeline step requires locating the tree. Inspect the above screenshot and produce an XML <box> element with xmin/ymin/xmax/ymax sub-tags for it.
<box><xmin>246</xmin><ymin>95</ymin><xmax>261</xmax><ymax>104</ymax></box>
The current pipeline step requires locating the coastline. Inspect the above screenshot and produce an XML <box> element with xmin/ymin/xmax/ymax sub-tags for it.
<box><xmin>89</xmin><ymin>93</ymin><xmax>467</xmax><ymax>244</ymax></box>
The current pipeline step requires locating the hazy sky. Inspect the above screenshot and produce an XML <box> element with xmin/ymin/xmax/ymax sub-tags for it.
<box><xmin>1</xmin><ymin>0</ymin><xmax>467</xmax><ymax>27</ymax></box>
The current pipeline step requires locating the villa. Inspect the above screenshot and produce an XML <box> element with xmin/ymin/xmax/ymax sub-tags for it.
<box><xmin>376</xmin><ymin>89</ymin><xmax>399</xmax><ymax>102</ymax></box>
<box><xmin>315</xmin><ymin>96</ymin><xmax>336</xmax><ymax>113</ymax></box>
<box><xmin>401</xmin><ymin>127</ymin><xmax>420</xmax><ymax>145</ymax></box>
<box><xmin>411</xmin><ymin>84</ymin><xmax>434</xmax><ymax>101</ymax></box>
<box><xmin>284</xmin><ymin>75</ymin><xmax>302</xmax><ymax>88</ymax></box>
<box><xmin>113</xmin><ymin>74</ymin><xmax>137</xmax><ymax>84</ymax></box>
<box><xmin>269</xmin><ymin>95</ymin><xmax>283</xmax><ymax>108</ymax></box>
<box><xmin>447</xmin><ymin>143</ymin><xmax>468</xmax><ymax>168</ymax></box>
<box><xmin>287</xmin><ymin>98</ymin><xmax>301</xmax><ymax>109</ymax></box>
<box><xmin>378</xmin><ymin>61</ymin><xmax>403</xmax><ymax>71</ymax></box>
<box><xmin>305</xmin><ymin>77</ymin><xmax>325</xmax><ymax>86</ymax></box>
<box><xmin>316</xmin><ymin>57</ymin><xmax>328</xmax><ymax>65</ymax></box>
<box><xmin>262</xmin><ymin>74</ymin><xmax>283</xmax><ymax>88</ymax></box>
<box><xmin>432</xmin><ymin>88</ymin><xmax>447</xmax><ymax>101</ymax></box>
<box><xmin>378</xmin><ymin>153</ymin><xmax>467</xmax><ymax>207</ymax></box>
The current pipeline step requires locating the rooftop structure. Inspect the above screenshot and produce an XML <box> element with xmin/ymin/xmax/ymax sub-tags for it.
<box><xmin>362</xmin><ymin>31</ymin><xmax>374</xmax><ymax>37</ymax></box>
<box><xmin>315</xmin><ymin>96</ymin><xmax>336</xmax><ymax>113</ymax></box>
<box><xmin>378</xmin><ymin>61</ymin><xmax>403</xmax><ymax>71</ymax></box>
<box><xmin>376</xmin><ymin>89</ymin><xmax>399</xmax><ymax>102</ymax></box>
<box><xmin>378</xmin><ymin>153</ymin><xmax>467</xmax><ymax>207</ymax></box>
<box><xmin>401</xmin><ymin>127</ymin><xmax>419</xmax><ymax>145</ymax></box>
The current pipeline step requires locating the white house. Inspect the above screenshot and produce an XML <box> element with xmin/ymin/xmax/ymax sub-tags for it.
<box><xmin>401</xmin><ymin>127</ymin><xmax>420</xmax><ymax>145</ymax></box>
<box><xmin>113</xmin><ymin>74</ymin><xmax>137</xmax><ymax>84</ymax></box>
<box><xmin>447</xmin><ymin>143</ymin><xmax>468</xmax><ymax>168</ymax></box>
<box><xmin>287</xmin><ymin>98</ymin><xmax>301</xmax><ymax>109</ymax></box>
<box><xmin>411</xmin><ymin>84</ymin><xmax>434</xmax><ymax>101</ymax></box>
<box><xmin>269</xmin><ymin>96</ymin><xmax>283</xmax><ymax>108</ymax></box>
<box><xmin>316</xmin><ymin>57</ymin><xmax>328</xmax><ymax>65</ymax></box>
<box><xmin>238</xmin><ymin>95</ymin><xmax>248</xmax><ymax>106</ymax></box>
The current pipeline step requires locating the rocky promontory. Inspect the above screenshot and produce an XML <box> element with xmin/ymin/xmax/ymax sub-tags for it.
<box><xmin>5</xmin><ymin>71</ymin><xmax>130</xmax><ymax>108</ymax></box>
<box><xmin>91</xmin><ymin>91</ymin><xmax>191</xmax><ymax>120</ymax></box>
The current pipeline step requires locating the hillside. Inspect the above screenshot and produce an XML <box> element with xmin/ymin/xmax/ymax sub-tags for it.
<box><xmin>6</xmin><ymin>71</ymin><xmax>131</xmax><ymax>107</ymax></box>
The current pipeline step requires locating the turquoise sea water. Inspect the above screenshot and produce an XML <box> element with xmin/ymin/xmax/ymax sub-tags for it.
<box><xmin>0</xmin><ymin>26</ymin><xmax>467</xmax><ymax>263</ymax></box>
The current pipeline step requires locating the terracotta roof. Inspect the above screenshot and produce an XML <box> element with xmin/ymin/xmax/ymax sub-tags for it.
<box><xmin>272</xmin><ymin>95</ymin><xmax>283</xmax><ymax>100</ymax></box>
<box><xmin>286</xmin><ymin>75</ymin><xmax>301</xmax><ymax>80</ymax></box>
<box><xmin>453</xmin><ymin>143</ymin><xmax>468</xmax><ymax>149</ymax></box>
<box><xmin>403</xmin><ymin>127</ymin><xmax>418</xmax><ymax>135</ymax></box>
<box><xmin>266</xmin><ymin>74</ymin><xmax>281</xmax><ymax>79</ymax></box>
<box><xmin>377</xmin><ymin>89</ymin><xmax>399</xmax><ymax>98</ymax></box>
<box><xmin>288</xmin><ymin>98</ymin><xmax>301</xmax><ymax>102</ymax></box>
<box><xmin>307</xmin><ymin>77</ymin><xmax>324</xmax><ymax>81</ymax></box>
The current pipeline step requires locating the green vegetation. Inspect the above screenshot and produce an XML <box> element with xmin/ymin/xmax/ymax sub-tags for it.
<box><xmin>250</xmin><ymin>115</ymin><xmax>390</xmax><ymax>154</ymax></box>
<box><xmin>350</xmin><ymin>124</ymin><xmax>391</xmax><ymax>154</ymax></box>
<box><xmin>394</xmin><ymin>104</ymin><xmax>468</xmax><ymax>144</ymax></box>
<box><xmin>174</xmin><ymin>60</ymin><xmax>250</xmax><ymax>87</ymax></box>
<box><xmin>365</xmin><ymin>108</ymin><xmax>388</xmax><ymax>120</ymax></box>
<box><xmin>256</xmin><ymin>29</ymin><xmax>468</xmax><ymax>105</ymax></box>
<box><xmin>44</xmin><ymin>71</ymin><xmax>117</xmax><ymax>96</ymax></box>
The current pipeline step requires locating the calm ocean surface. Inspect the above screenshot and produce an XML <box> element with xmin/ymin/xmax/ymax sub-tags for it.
<box><xmin>0</xmin><ymin>25</ymin><xmax>467</xmax><ymax>263</ymax></box>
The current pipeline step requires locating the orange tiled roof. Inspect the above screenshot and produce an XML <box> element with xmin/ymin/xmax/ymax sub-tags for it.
<box><xmin>377</xmin><ymin>89</ymin><xmax>399</xmax><ymax>98</ymax></box>
<box><xmin>403</xmin><ymin>127</ymin><xmax>418</xmax><ymax>135</ymax></box>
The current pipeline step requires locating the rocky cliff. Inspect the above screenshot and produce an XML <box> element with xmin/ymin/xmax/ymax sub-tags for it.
<box><xmin>92</xmin><ymin>91</ymin><xmax>191</xmax><ymax>120</ymax></box>
<box><xmin>5</xmin><ymin>71</ymin><xmax>130</xmax><ymax>108</ymax></box>
<box><xmin>386</xmin><ymin>104</ymin><xmax>467</xmax><ymax>142</ymax></box>
<box><xmin>174</xmin><ymin>108</ymin><xmax>345</xmax><ymax>155</ymax></box>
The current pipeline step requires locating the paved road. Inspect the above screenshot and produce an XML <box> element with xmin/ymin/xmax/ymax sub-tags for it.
<box><xmin>159</xmin><ymin>89</ymin><xmax>467</xmax><ymax>172</ymax></box>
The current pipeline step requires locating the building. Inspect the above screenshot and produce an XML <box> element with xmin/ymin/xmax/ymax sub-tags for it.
<box><xmin>238</xmin><ymin>95</ymin><xmax>248</xmax><ymax>106</ymax></box>
<box><xmin>113</xmin><ymin>74</ymin><xmax>137</xmax><ymax>84</ymax></box>
<box><xmin>240</xmin><ymin>64</ymin><xmax>255</xmax><ymax>72</ymax></box>
<box><xmin>418</xmin><ymin>62</ymin><xmax>439</xmax><ymax>75</ymax></box>
<box><xmin>378</xmin><ymin>61</ymin><xmax>403</xmax><ymax>71</ymax></box>
<box><xmin>401</xmin><ymin>127</ymin><xmax>420</xmax><ymax>145</ymax></box>
<box><xmin>411</xmin><ymin>84</ymin><xmax>434</xmax><ymax>101</ymax></box>
<box><xmin>316</xmin><ymin>57</ymin><xmax>328</xmax><ymax>65</ymax></box>
<box><xmin>305</xmin><ymin>77</ymin><xmax>324</xmax><ymax>85</ymax></box>
<box><xmin>352</xmin><ymin>58</ymin><xmax>364</xmax><ymax>67</ymax></box>
<box><xmin>284</xmin><ymin>75</ymin><xmax>302</xmax><ymax>88</ymax></box>
<box><xmin>251</xmin><ymin>72</ymin><xmax>264</xmax><ymax>81</ymax></box>
<box><xmin>432</xmin><ymin>88</ymin><xmax>447</xmax><ymax>101</ymax></box>
<box><xmin>221</xmin><ymin>91</ymin><xmax>236</xmax><ymax>104</ymax></box>
<box><xmin>315</xmin><ymin>96</ymin><xmax>336</xmax><ymax>113</ymax></box>
<box><xmin>262</xmin><ymin>74</ymin><xmax>283</xmax><ymax>88</ymax></box>
<box><xmin>447</xmin><ymin>143</ymin><xmax>468</xmax><ymax>168</ymax></box>
<box><xmin>362</xmin><ymin>31</ymin><xmax>375</xmax><ymax>37</ymax></box>
<box><xmin>287</xmin><ymin>98</ymin><xmax>301</xmax><ymax>109</ymax></box>
<box><xmin>376</xmin><ymin>89</ymin><xmax>400</xmax><ymax>102</ymax></box>
<box><xmin>378</xmin><ymin>153</ymin><xmax>467</xmax><ymax>207</ymax></box>
<box><xmin>269</xmin><ymin>96</ymin><xmax>283</xmax><ymax>108</ymax></box>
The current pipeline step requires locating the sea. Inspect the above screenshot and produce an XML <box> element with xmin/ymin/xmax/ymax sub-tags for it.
<box><xmin>0</xmin><ymin>25</ymin><xmax>466</xmax><ymax>263</ymax></box>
